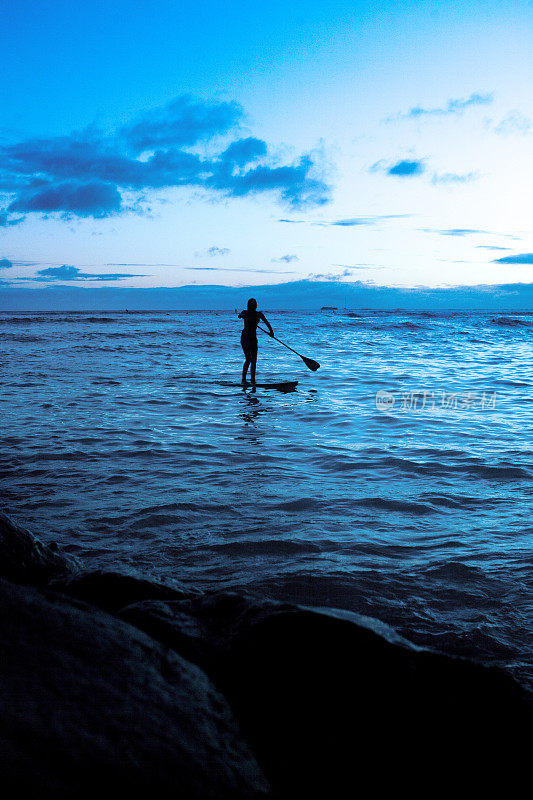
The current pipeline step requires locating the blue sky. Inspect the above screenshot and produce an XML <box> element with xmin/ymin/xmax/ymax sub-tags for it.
<box><xmin>1</xmin><ymin>0</ymin><xmax>532</xmax><ymax>294</ymax></box>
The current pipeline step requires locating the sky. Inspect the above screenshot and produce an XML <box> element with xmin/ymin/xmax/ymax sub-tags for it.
<box><xmin>1</xmin><ymin>0</ymin><xmax>532</xmax><ymax>299</ymax></box>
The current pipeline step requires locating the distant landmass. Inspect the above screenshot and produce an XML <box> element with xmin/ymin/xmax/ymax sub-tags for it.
<box><xmin>1</xmin><ymin>279</ymin><xmax>532</xmax><ymax>312</ymax></box>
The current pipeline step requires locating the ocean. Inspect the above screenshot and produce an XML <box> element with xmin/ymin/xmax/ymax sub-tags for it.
<box><xmin>1</xmin><ymin>308</ymin><xmax>531</xmax><ymax>689</ymax></box>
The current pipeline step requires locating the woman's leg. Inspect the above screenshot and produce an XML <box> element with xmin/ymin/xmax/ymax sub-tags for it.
<box><xmin>241</xmin><ymin>337</ymin><xmax>251</xmax><ymax>383</ymax></box>
<box><xmin>250</xmin><ymin>342</ymin><xmax>258</xmax><ymax>384</ymax></box>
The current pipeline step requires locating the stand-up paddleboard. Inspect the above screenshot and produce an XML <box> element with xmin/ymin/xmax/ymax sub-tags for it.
<box><xmin>243</xmin><ymin>381</ymin><xmax>298</xmax><ymax>390</ymax></box>
<box><xmin>218</xmin><ymin>380</ymin><xmax>298</xmax><ymax>390</ymax></box>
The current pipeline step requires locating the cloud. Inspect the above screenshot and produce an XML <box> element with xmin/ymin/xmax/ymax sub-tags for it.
<box><xmin>120</xmin><ymin>95</ymin><xmax>243</xmax><ymax>153</ymax></box>
<box><xmin>0</xmin><ymin>258</ymin><xmax>13</xmax><ymax>269</ymax></box>
<box><xmin>493</xmin><ymin>253</ymin><xmax>533</xmax><ymax>264</ymax></box>
<box><xmin>24</xmin><ymin>265</ymin><xmax>147</xmax><ymax>281</ymax></box>
<box><xmin>387</xmin><ymin>92</ymin><xmax>493</xmax><ymax>122</ymax></box>
<box><xmin>330</xmin><ymin>214</ymin><xmax>412</xmax><ymax>226</ymax></box>
<box><xmin>332</xmin><ymin>263</ymin><xmax>389</xmax><ymax>270</ymax></box>
<box><xmin>308</xmin><ymin>268</ymin><xmax>353</xmax><ymax>281</ymax></box>
<box><xmin>387</xmin><ymin>160</ymin><xmax>425</xmax><ymax>177</ymax></box>
<box><xmin>431</xmin><ymin>172</ymin><xmax>478</xmax><ymax>185</ymax></box>
<box><xmin>493</xmin><ymin>111</ymin><xmax>532</xmax><ymax>136</ymax></box>
<box><xmin>279</xmin><ymin>214</ymin><xmax>411</xmax><ymax>227</ymax></box>
<box><xmin>272</xmin><ymin>254</ymin><xmax>299</xmax><ymax>263</ymax></box>
<box><xmin>424</xmin><ymin>228</ymin><xmax>492</xmax><ymax>236</ymax></box>
<box><xmin>476</xmin><ymin>245</ymin><xmax>511</xmax><ymax>251</ymax></box>
<box><xmin>207</xmin><ymin>153</ymin><xmax>330</xmax><ymax>207</ymax></box>
<box><xmin>0</xmin><ymin>210</ymin><xmax>24</xmax><ymax>226</ymax></box>
<box><xmin>8</xmin><ymin>181</ymin><xmax>122</xmax><ymax>217</ymax></box>
<box><xmin>218</xmin><ymin>137</ymin><xmax>267</xmax><ymax>167</ymax></box>
<box><xmin>207</xmin><ymin>246</ymin><xmax>230</xmax><ymax>257</ymax></box>
<box><xmin>0</xmin><ymin>96</ymin><xmax>330</xmax><ymax>223</ymax></box>
<box><xmin>183</xmin><ymin>266</ymin><xmax>296</xmax><ymax>274</ymax></box>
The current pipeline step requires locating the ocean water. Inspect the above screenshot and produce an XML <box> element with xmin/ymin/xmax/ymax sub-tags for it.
<box><xmin>1</xmin><ymin>308</ymin><xmax>532</xmax><ymax>689</ymax></box>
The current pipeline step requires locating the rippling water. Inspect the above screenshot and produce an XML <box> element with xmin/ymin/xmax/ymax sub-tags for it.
<box><xmin>1</xmin><ymin>308</ymin><xmax>532</xmax><ymax>688</ymax></box>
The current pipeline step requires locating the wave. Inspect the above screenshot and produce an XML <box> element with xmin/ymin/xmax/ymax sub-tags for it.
<box><xmin>271</xmin><ymin>496</ymin><xmax>437</xmax><ymax>515</ymax></box>
<box><xmin>492</xmin><ymin>316</ymin><xmax>530</xmax><ymax>327</ymax></box>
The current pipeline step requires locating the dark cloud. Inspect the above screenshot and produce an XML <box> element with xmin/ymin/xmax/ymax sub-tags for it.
<box><xmin>219</xmin><ymin>137</ymin><xmax>267</xmax><ymax>167</ymax></box>
<box><xmin>432</xmin><ymin>172</ymin><xmax>478</xmax><ymax>185</ymax></box>
<box><xmin>387</xmin><ymin>92</ymin><xmax>493</xmax><ymax>122</ymax></box>
<box><xmin>120</xmin><ymin>95</ymin><xmax>243</xmax><ymax>153</ymax></box>
<box><xmin>388</xmin><ymin>160</ymin><xmax>425</xmax><ymax>177</ymax></box>
<box><xmin>207</xmin><ymin>154</ymin><xmax>330</xmax><ymax>207</ymax></box>
<box><xmin>493</xmin><ymin>253</ymin><xmax>533</xmax><ymax>264</ymax></box>
<box><xmin>25</xmin><ymin>265</ymin><xmax>147</xmax><ymax>281</ymax></box>
<box><xmin>0</xmin><ymin>258</ymin><xmax>13</xmax><ymax>269</ymax></box>
<box><xmin>271</xmin><ymin>254</ymin><xmax>299</xmax><ymax>263</ymax></box>
<box><xmin>0</xmin><ymin>96</ymin><xmax>330</xmax><ymax>222</ymax></box>
<box><xmin>8</xmin><ymin>181</ymin><xmax>122</xmax><ymax>217</ymax></box>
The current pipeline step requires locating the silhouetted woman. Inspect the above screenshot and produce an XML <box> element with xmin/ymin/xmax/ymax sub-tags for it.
<box><xmin>238</xmin><ymin>298</ymin><xmax>274</xmax><ymax>385</ymax></box>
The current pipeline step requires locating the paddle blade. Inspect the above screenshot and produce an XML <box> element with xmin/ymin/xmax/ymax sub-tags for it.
<box><xmin>302</xmin><ymin>356</ymin><xmax>320</xmax><ymax>371</ymax></box>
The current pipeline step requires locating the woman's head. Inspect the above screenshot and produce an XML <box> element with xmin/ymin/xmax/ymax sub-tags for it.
<box><xmin>247</xmin><ymin>298</ymin><xmax>257</xmax><ymax>311</ymax></box>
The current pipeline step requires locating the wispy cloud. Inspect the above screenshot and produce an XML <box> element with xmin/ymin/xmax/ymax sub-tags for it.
<box><xmin>308</xmin><ymin>268</ymin><xmax>354</xmax><ymax>281</ymax></box>
<box><xmin>271</xmin><ymin>254</ymin><xmax>299</xmax><ymax>263</ymax></box>
<box><xmin>279</xmin><ymin>214</ymin><xmax>411</xmax><ymax>226</ymax></box>
<box><xmin>332</xmin><ymin>263</ymin><xmax>390</xmax><ymax>270</ymax></box>
<box><xmin>493</xmin><ymin>253</ymin><xmax>533</xmax><ymax>264</ymax></box>
<box><xmin>476</xmin><ymin>245</ymin><xmax>511</xmax><ymax>251</ymax></box>
<box><xmin>423</xmin><ymin>228</ymin><xmax>492</xmax><ymax>237</ymax></box>
<box><xmin>493</xmin><ymin>111</ymin><xmax>532</xmax><ymax>136</ymax></box>
<box><xmin>386</xmin><ymin>92</ymin><xmax>493</xmax><ymax>122</ymax></box>
<box><xmin>19</xmin><ymin>265</ymin><xmax>147</xmax><ymax>282</ymax></box>
<box><xmin>183</xmin><ymin>266</ymin><xmax>297</xmax><ymax>273</ymax></box>
<box><xmin>194</xmin><ymin>246</ymin><xmax>231</xmax><ymax>258</ymax></box>
<box><xmin>431</xmin><ymin>172</ymin><xmax>478</xmax><ymax>185</ymax></box>
<box><xmin>0</xmin><ymin>96</ymin><xmax>331</xmax><ymax>225</ymax></box>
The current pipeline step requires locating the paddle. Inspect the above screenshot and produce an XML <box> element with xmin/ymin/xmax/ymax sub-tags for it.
<box><xmin>257</xmin><ymin>326</ymin><xmax>320</xmax><ymax>372</ymax></box>
<box><xmin>235</xmin><ymin>309</ymin><xmax>320</xmax><ymax>371</ymax></box>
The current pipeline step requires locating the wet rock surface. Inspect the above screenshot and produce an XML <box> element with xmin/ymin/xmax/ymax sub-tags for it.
<box><xmin>119</xmin><ymin>590</ymin><xmax>532</xmax><ymax>796</ymax></box>
<box><xmin>1</xmin><ymin>512</ymin><xmax>530</xmax><ymax>798</ymax></box>
<box><xmin>50</xmin><ymin>567</ymin><xmax>195</xmax><ymax>613</ymax></box>
<box><xmin>0</xmin><ymin>511</ymin><xmax>81</xmax><ymax>585</ymax></box>
<box><xmin>0</xmin><ymin>577</ymin><xmax>269</xmax><ymax>799</ymax></box>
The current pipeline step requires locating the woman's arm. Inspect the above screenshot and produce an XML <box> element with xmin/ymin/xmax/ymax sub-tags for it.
<box><xmin>260</xmin><ymin>312</ymin><xmax>274</xmax><ymax>336</ymax></box>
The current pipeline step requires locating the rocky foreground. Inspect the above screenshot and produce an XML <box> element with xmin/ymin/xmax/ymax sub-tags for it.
<box><xmin>0</xmin><ymin>512</ymin><xmax>530</xmax><ymax>798</ymax></box>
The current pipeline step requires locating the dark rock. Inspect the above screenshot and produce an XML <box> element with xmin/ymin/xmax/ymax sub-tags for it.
<box><xmin>119</xmin><ymin>599</ymin><xmax>215</xmax><ymax>676</ymax></box>
<box><xmin>0</xmin><ymin>512</ymin><xmax>81</xmax><ymax>586</ymax></box>
<box><xmin>120</xmin><ymin>591</ymin><xmax>532</xmax><ymax>797</ymax></box>
<box><xmin>0</xmin><ymin>578</ymin><xmax>270</xmax><ymax>798</ymax></box>
<box><xmin>50</xmin><ymin>567</ymin><xmax>197</xmax><ymax>614</ymax></box>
